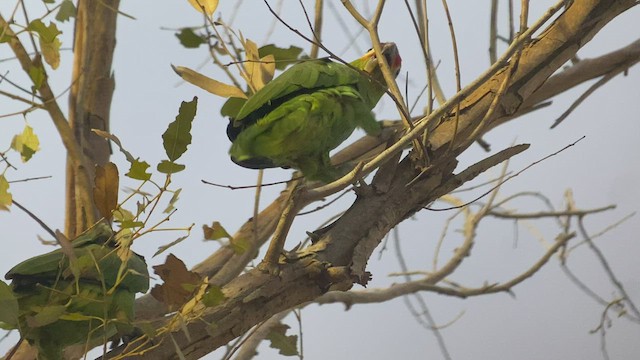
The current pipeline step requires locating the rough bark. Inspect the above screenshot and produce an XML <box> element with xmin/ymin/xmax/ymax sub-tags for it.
<box><xmin>65</xmin><ymin>0</ymin><xmax>119</xmax><ymax>236</ymax></box>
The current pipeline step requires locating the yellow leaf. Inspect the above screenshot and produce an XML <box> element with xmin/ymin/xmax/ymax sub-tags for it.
<box><xmin>241</xmin><ymin>39</ymin><xmax>265</xmax><ymax>91</ymax></box>
<box><xmin>0</xmin><ymin>175</ymin><xmax>11</xmax><ymax>211</ymax></box>
<box><xmin>172</xmin><ymin>65</ymin><xmax>247</xmax><ymax>99</ymax></box>
<box><xmin>11</xmin><ymin>125</ymin><xmax>40</xmax><ymax>162</ymax></box>
<box><xmin>93</xmin><ymin>162</ymin><xmax>119</xmax><ymax>221</ymax></box>
<box><xmin>40</xmin><ymin>36</ymin><xmax>61</xmax><ymax>69</ymax></box>
<box><xmin>260</xmin><ymin>54</ymin><xmax>276</xmax><ymax>85</ymax></box>
<box><xmin>188</xmin><ymin>0</ymin><xmax>218</xmax><ymax>15</ymax></box>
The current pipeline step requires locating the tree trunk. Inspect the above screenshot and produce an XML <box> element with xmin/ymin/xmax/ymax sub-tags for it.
<box><xmin>65</xmin><ymin>0</ymin><xmax>119</xmax><ymax>236</ymax></box>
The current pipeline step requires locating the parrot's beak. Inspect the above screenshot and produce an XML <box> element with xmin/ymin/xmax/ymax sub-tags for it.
<box><xmin>360</xmin><ymin>43</ymin><xmax>401</xmax><ymax>76</ymax></box>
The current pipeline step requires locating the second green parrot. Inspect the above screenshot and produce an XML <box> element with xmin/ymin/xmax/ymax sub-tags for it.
<box><xmin>227</xmin><ymin>42</ymin><xmax>402</xmax><ymax>182</ymax></box>
<box><xmin>4</xmin><ymin>222</ymin><xmax>149</xmax><ymax>360</ymax></box>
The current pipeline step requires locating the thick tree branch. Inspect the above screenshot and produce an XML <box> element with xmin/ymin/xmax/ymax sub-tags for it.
<box><xmin>107</xmin><ymin>1</ymin><xmax>639</xmax><ymax>358</ymax></box>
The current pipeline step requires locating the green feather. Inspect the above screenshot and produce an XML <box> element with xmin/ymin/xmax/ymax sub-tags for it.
<box><xmin>5</xmin><ymin>223</ymin><xmax>149</xmax><ymax>359</ymax></box>
<box><xmin>227</xmin><ymin>43</ymin><xmax>400</xmax><ymax>182</ymax></box>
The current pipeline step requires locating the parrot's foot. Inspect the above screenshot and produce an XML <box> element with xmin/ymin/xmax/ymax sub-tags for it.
<box><xmin>257</xmin><ymin>260</ymin><xmax>281</xmax><ymax>276</ymax></box>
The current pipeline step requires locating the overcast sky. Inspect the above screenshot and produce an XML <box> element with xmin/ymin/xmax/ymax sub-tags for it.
<box><xmin>1</xmin><ymin>1</ymin><xmax>639</xmax><ymax>359</ymax></box>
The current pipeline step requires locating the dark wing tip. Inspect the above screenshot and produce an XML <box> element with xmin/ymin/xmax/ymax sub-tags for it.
<box><xmin>231</xmin><ymin>156</ymin><xmax>281</xmax><ymax>169</ymax></box>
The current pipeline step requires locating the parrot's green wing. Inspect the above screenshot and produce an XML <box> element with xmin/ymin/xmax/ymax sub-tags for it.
<box><xmin>234</xmin><ymin>59</ymin><xmax>363</xmax><ymax>121</ymax></box>
<box><xmin>227</xmin><ymin>59</ymin><xmax>365</xmax><ymax>142</ymax></box>
<box><xmin>5</xmin><ymin>222</ymin><xmax>112</xmax><ymax>281</ymax></box>
<box><xmin>230</xmin><ymin>85</ymin><xmax>380</xmax><ymax>182</ymax></box>
<box><xmin>5</xmin><ymin>223</ymin><xmax>149</xmax><ymax>359</ymax></box>
<box><xmin>226</xmin><ymin>43</ymin><xmax>401</xmax><ymax>182</ymax></box>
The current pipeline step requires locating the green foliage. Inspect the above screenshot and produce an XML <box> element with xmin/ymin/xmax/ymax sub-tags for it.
<box><xmin>220</xmin><ymin>97</ymin><xmax>247</xmax><ymax>119</ymax></box>
<box><xmin>267</xmin><ymin>323</ymin><xmax>299</xmax><ymax>356</ymax></box>
<box><xmin>0</xmin><ymin>280</ymin><xmax>18</xmax><ymax>328</ymax></box>
<box><xmin>27</xmin><ymin>19</ymin><xmax>62</xmax><ymax>69</ymax></box>
<box><xmin>176</xmin><ymin>28</ymin><xmax>206</xmax><ymax>48</ymax></box>
<box><xmin>153</xmin><ymin>235</ymin><xmax>189</xmax><ymax>257</ymax></box>
<box><xmin>126</xmin><ymin>159</ymin><xmax>152</xmax><ymax>180</ymax></box>
<box><xmin>5</xmin><ymin>223</ymin><xmax>149</xmax><ymax>359</ymax></box>
<box><xmin>159</xmin><ymin>97</ymin><xmax>198</xmax><ymax>174</ymax></box>
<box><xmin>55</xmin><ymin>0</ymin><xmax>76</xmax><ymax>22</ymax></box>
<box><xmin>202</xmin><ymin>285</ymin><xmax>225</xmax><ymax>307</ymax></box>
<box><xmin>164</xmin><ymin>188</ymin><xmax>182</xmax><ymax>213</ymax></box>
<box><xmin>258</xmin><ymin>44</ymin><xmax>304</xmax><ymax>70</ymax></box>
<box><xmin>11</xmin><ymin>125</ymin><xmax>40</xmax><ymax>162</ymax></box>
<box><xmin>202</xmin><ymin>221</ymin><xmax>232</xmax><ymax>241</ymax></box>
<box><xmin>157</xmin><ymin>160</ymin><xmax>186</xmax><ymax>174</ymax></box>
<box><xmin>0</xmin><ymin>175</ymin><xmax>12</xmax><ymax>211</ymax></box>
<box><xmin>28</xmin><ymin>64</ymin><xmax>45</xmax><ymax>90</ymax></box>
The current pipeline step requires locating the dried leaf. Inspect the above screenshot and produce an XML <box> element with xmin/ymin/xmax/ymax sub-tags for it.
<box><xmin>93</xmin><ymin>162</ymin><xmax>119</xmax><ymax>221</ymax></box>
<box><xmin>173</xmin><ymin>66</ymin><xmax>246</xmax><ymax>99</ymax></box>
<box><xmin>150</xmin><ymin>254</ymin><xmax>201</xmax><ymax>311</ymax></box>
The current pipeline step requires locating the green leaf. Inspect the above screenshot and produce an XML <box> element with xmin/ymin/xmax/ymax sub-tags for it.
<box><xmin>113</xmin><ymin>207</ymin><xmax>135</xmax><ymax>223</ymax></box>
<box><xmin>0</xmin><ymin>33</ymin><xmax>12</xmax><ymax>43</ymax></box>
<box><xmin>176</xmin><ymin>28</ymin><xmax>205</xmax><ymax>48</ymax></box>
<box><xmin>27</xmin><ymin>19</ymin><xmax>62</xmax><ymax>69</ymax></box>
<box><xmin>27</xmin><ymin>19</ymin><xmax>61</xmax><ymax>43</ymax></box>
<box><xmin>267</xmin><ymin>323</ymin><xmax>299</xmax><ymax>356</ymax></box>
<box><xmin>164</xmin><ymin>188</ymin><xmax>181</xmax><ymax>213</ymax></box>
<box><xmin>126</xmin><ymin>159</ymin><xmax>152</xmax><ymax>180</ymax></box>
<box><xmin>202</xmin><ymin>222</ymin><xmax>231</xmax><ymax>241</ymax></box>
<box><xmin>230</xmin><ymin>236</ymin><xmax>249</xmax><ymax>255</ymax></box>
<box><xmin>258</xmin><ymin>44</ymin><xmax>304</xmax><ymax>70</ymax></box>
<box><xmin>202</xmin><ymin>286</ymin><xmax>225</xmax><ymax>307</ymax></box>
<box><xmin>0</xmin><ymin>176</ymin><xmax>11</xmax><ymax>211</ymax></box>
<box><xmin>157</xmin><ymin>160</ymin><xmax>186</xmax><ymax>174</ymax></box>
<box><xmin>29</xmin><ymin>65</ymin><xmax>45</xmax><ymax>90</ymax></box>
<box><xmin>119</xmin><ymin>220</ymin><xmax>144</xmax><ymax>229</ymax></box>
<box><xmin>56</xmin><ymin>0</ymin><xmax>77</xmax><ymax>22</ymax></box>
<box><xmin>153</xmin><ymin>235</ymin><xmax>189</xmax><ymax>257</ymax></box>
<box><xmin>11</xmin><ymin>125</ymin><xmax>40</xmax><ymax>162</ymax></box>
<box><xmin>220</xmin><ymin>97</ymin><xmax>247</xmax><ymax>119</ymax></box>
<box><xmin>162</xmin><ymin>97</ymin><xmax>198</xmax><ymax>162</ymax></box>
<box><xmin>27</xmin><ymin>305</ymin><xmax>67</xmax><ymax>328</ymax></box>
<box><xmin>0</xmin><ymin>280</ymin><xmax>18</xmax><ymax>328</ymax></box>
<box><xmin>92</xmin><ymin>129</ymin><xmax>136</xmax><ymax>162</ymax></box>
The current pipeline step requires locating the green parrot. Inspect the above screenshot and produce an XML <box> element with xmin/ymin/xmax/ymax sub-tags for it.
<box><xmin>4</xmin><ymin>222</ymin><xmax>149</xmax><ymax>359</ymax></box>
<box><xmin>227</xmin><ymin>42</ymin><xmax>402</xmax><ymax>182</ymax></box>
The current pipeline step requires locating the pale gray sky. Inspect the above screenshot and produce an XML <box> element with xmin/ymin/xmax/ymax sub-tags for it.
<box><xmin>1</xmin><ymin>1</ymin><xmax>639</xmax><ymax>359</ymax></box>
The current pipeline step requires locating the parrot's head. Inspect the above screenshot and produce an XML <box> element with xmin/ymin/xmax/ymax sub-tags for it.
<box><xmin>357</xmin><ymin>42</ymin><xmax>402</xmax><ymax>80</ymax></box>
